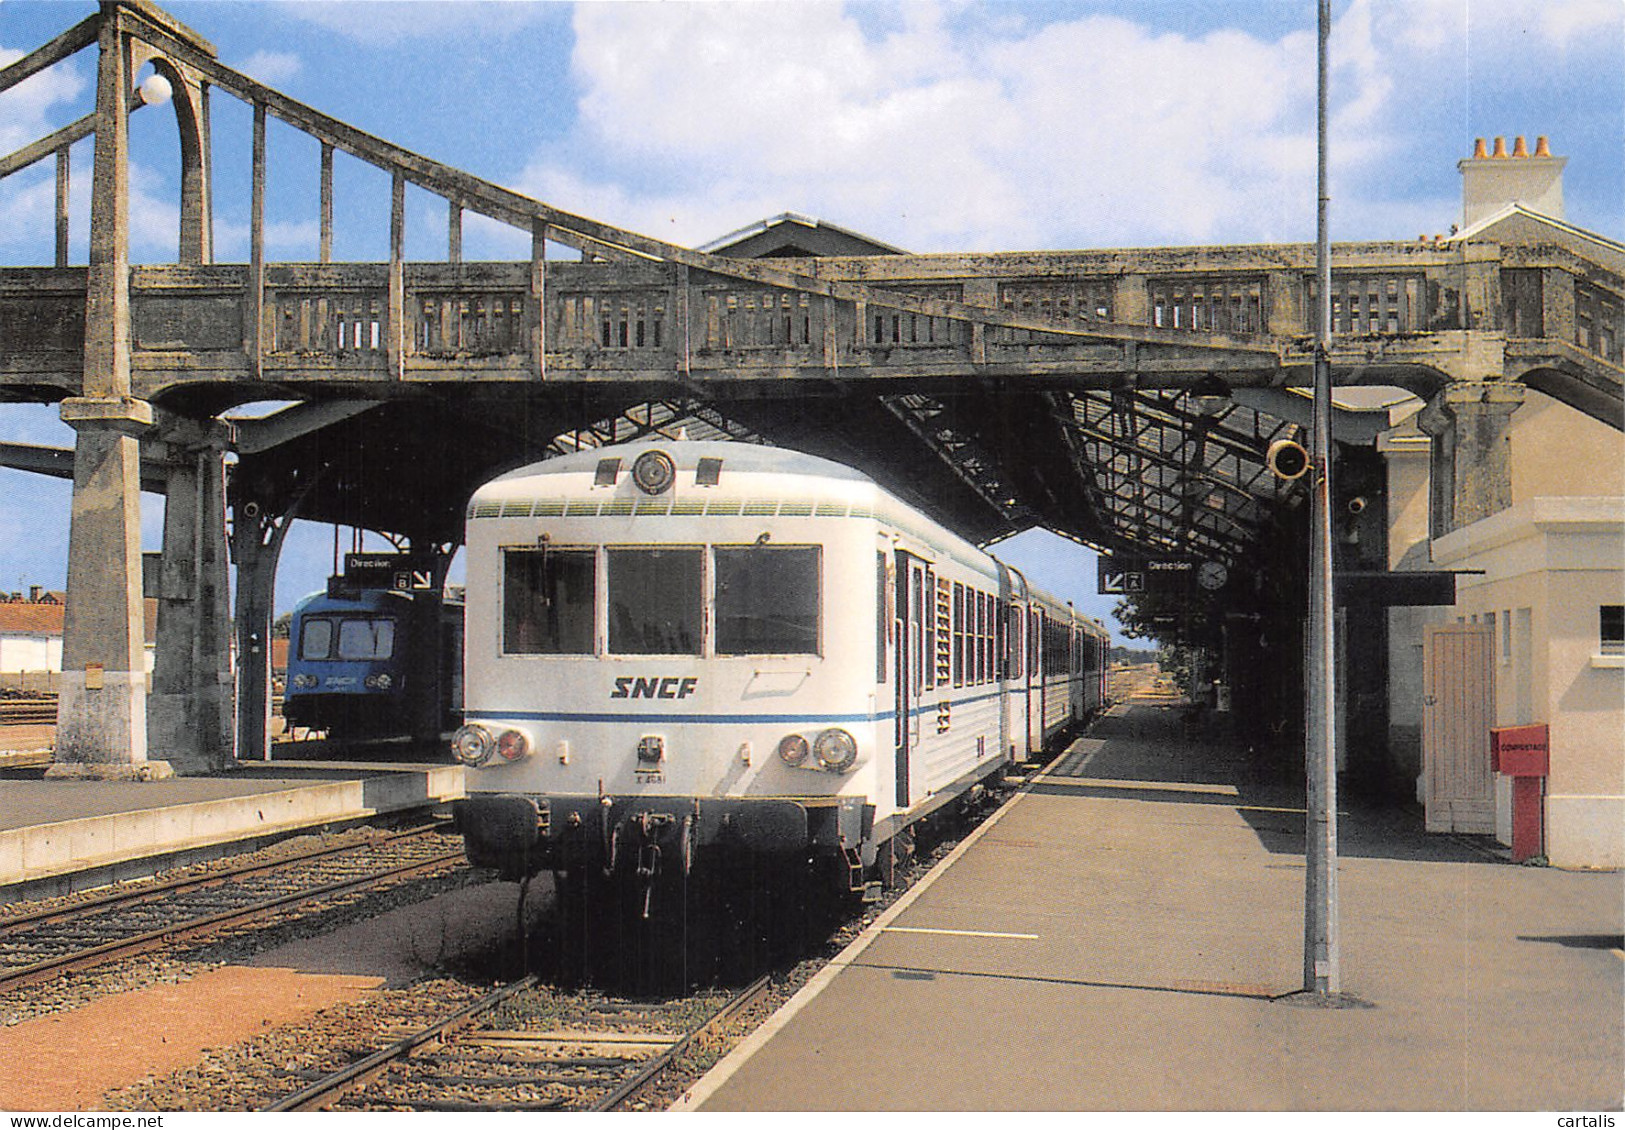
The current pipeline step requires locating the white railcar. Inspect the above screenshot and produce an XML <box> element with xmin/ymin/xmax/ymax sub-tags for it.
<box><xmin>452</xmin><ymin>441</ymin><xmax>1107</xmax><ymax>888</ymax></box>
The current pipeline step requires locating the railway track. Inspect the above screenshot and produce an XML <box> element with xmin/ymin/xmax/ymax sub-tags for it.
<box><xmin>0</xmin><ymin>698</ymin><xmax>56</xmax><ymax>726</ymax></box>
<box><xmin>266</xmin><ymin>974</ymin><xmax>774</xmax><ymax>1112</ymax></box>
<box><xmin>0</xmin><ymin>824</ymin><xmax>466</xmax><ymax>992</ymax></box>
<box><xmin>98</xmin><ymin>744</ymin><xmax>1063</xmax><ymax>1112</ymax></box>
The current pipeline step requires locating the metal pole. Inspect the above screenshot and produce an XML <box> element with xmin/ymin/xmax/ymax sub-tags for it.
<box><xmin>1305</xmin><ymin>0</ymin><xmax>1341</xmax><ymax>997</ymax></box>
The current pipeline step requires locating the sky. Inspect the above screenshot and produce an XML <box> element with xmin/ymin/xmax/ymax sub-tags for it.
<box><xmin>0</xmin><ymin>0</ymin><xmax>1621</xmax><ymax>634</ymax></box>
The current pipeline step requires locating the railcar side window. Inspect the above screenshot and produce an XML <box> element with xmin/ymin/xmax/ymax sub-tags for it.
<box><xmin>952</xmin><ymin>583</ymin><xmax>965</xmax><ymax>687</ymax></box>
<box><xmin>876</xmin><ymin>552</ymin><xmax>889</xmax><ymax>683</ymax></box>
<box><xmin>922</xmin><ymin>568</ymin><xmax>936</xmax><ymax>689</ymax></box>
<box><xmin>337</xmin><ymin>618</ymin><xmax>395</xmax><ymax>660</ymax></box>
<box><xmin>715</xmin><ymin>546</ymin><xmax>819</xmax><ymax>655</ymax></box>
<box><xmin>972</xmin><ymin>591</ymin><xmax>983</xmax><ymax>684</ymax></box>
<box><xmin>976</xmin><ymin>591</ymin><xmax>989</xmax><ymax>684</ymax></box>
<box><xmin>1008</xmin><ymin>603</ymin><xmax>1023</xmax><ymax>678</ymax></box>
<box><xmin>988</xmin><ymin>601</ymin><xmax>1001</xmax><ymax>679</ymax></box>
<box><xmin>970</xmin><ymin>588</ymin><xmax>980</xmax><ymax>684</ymax></box>
<box><xmin>608</xmin><ymin>547</ymin><xmax>703</xmax><ymax>655</ymax></box>
<box><xmin>504</xmin><ymin>548</ymin><xmax>596</xmax><ymax>655</ymax></box>
<box><xmin>300</xmin><ymin>618</ymin><xmax>333</xmax><ymax>660</ymax></box>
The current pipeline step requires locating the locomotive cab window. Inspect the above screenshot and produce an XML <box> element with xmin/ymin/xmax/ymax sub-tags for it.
<box><xmin>300</xmin><ymin>618</ymin><xmax>333</xmax><ymax>661</ymax></box>
<box><xmin>337</xmin><ymin>618</ymin><xmax>395</xmax><ymax>660</ymax></box>
<box><xmin>503</xmin><ymin>547</ymin><xmax>596</xmax><ymax>655</ymax></box>
<box><xmin>715</xmin><ymin>545</ymin><xmax>819</xmax><ymax>655</ymax></box>
<box><xmin>300</xmin><ymin>617</ymin><xmax>394</xmax><ymax>661</ymax></box>
<box><xmin>608</xmin><ymin>547</ymin><xmax>702</xmax><ymax>655</ymax></box>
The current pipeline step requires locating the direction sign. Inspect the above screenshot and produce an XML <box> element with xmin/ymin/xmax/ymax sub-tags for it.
<box><xmin>343</xmin><ymin>552</ymin><xmax>437</xmax><ymax>591</ymax></box>
<box><xmin>1097</xmin><ymin>556</ymin><xmax>1146</xmax><ymax>594</ymax></box>
<box><xmin>1098</xmin><ymin>555</ymin><xmax>1205</xmax><ymax>596</ymax></box>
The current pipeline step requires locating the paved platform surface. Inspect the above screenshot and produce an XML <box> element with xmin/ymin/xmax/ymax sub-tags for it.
<box><xmin>0</xmin><ymin>759</ymin><xmax>463</xmax><ymax>895</ymax></box>
<box><xmin>682</xmin><ymin>698</ymin><xmax>1625</xmax><ymax>1112</ymax></box>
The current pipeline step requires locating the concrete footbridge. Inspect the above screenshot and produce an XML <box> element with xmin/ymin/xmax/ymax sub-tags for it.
<box><xmin>1</xmin><ymin>1</ymin><xmax>1619</xmax><ymax>777</ymax></box>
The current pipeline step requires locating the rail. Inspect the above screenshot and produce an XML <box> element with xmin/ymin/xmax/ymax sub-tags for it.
<box><xmin>0</xmin><ymin>699</ymin><xmax>57</xmax><ymax>726</ymax></box>
<box><xmin>591</xmin><ymin>974</ymin><xmax>773</xmax><ymax>1111</ymax></box>
<box><xmin>264</xmin><ymin>973</ymin><xmax>775</xmax><ymax>1112</ymax></box>
<box><xmin>264</xmin><ymin>975</ymin><xmax>543</xmax><ymax>1113</ymax></box>
<box><xmin>0</xmin><ymin>828</ymin><xmax>464</xmax><ymax>991</ymax></box>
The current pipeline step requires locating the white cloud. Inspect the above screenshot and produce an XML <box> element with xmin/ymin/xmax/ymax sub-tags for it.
<box><xmin>128</xmin><ymin>161</ymin><xmax>180</xmax><ymax>260</ymax></box>
<box><xmin>528</xmin><ymin>3</ymin><xmax>1465</xmax><ymax>252</ymax></box>
<box><xmin>1538</xmin><ymin>0</ymin><xmax>1624</xmax><ymax>47</ymax></box>
<box><xmin>1361</xmin><ymin>0</ymin><xmax>1622</xmax><ymax>60</ymax></box>
<box><xmin>0</xmin><ymin>40</ymin><xmax>88</xmax><ymax>155</ymax></box>
<box><xmin>209</xmin><ymin>216</ymin><xmax>323</xmax><ymax>262</ymax></box>
<box><xmin>525</xmin><ymin>0</ymin><xmax>1611</xmax><ymax>252</ymax></box>
<box><xmin>237</xmin><ymin>50</ymin><xmax>304</xmax><ymax>86</ymax></box>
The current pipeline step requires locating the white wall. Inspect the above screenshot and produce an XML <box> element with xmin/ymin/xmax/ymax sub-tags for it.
<box><xmin>1433</xmin><ymin>498</ymin><xmax>1624</xmax><ymax>869</ymax></box>
<box><xmin>0</xmin><ymin>632</ymin><xmax>62</xmax><ymax>674</ymax></box>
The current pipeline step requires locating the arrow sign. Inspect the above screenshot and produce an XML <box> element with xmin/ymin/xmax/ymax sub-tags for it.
<box><xmin>1097</xmin><ymin>558</ymin><xmax>1146</xmax><ymax>594</ymax></box>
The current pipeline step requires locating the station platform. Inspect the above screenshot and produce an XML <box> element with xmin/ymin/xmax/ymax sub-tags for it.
<box><xmin>680</xmin><ymin>698</ymin><xmax>1625</xmax><ymax>1111</ymax></box>
<box><xmin>0</xmin><ymin>755</ymin><xmax>463</xmax><ymax>900</ymax></box>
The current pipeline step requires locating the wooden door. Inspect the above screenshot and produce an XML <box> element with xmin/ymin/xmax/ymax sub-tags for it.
<box><xmin>1423</xmin><ymin>623</ymin><xmax>1496</xmax><ymax>834</ymax></box>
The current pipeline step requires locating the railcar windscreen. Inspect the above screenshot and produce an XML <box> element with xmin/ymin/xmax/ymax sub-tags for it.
<box><xmin>503</xmin><ymin>548</ymin><xmax>595</xmax><ymax>654</ymax></box>
<box><xmin>714</xmin><ymin>545</ymin><xmax>819</xmax><ymax>655</ymax></box>
<box><xmin>337</xmin><ymin>618</ymin><xmax>395</xmax><ymax>660</ymax></box>
<box><xmin>299</xmin><ymin>616</ymin><xmax>396</xmax><ymax>660</ymax></box>
<box><xmin>607</xmin><ymin>547</ymin><xmax>703</xmax><ymax>655</ymax></box>
<box><xmin>300</xmin><ymin>618</ymin><xmax>332</xmax><ymax>660</ymax></box>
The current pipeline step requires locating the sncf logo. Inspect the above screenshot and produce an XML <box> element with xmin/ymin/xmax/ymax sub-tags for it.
<box><xmin>611</xmin><ymin>676</ymin><xmax>699</xmax><ymax>700</ymax></box>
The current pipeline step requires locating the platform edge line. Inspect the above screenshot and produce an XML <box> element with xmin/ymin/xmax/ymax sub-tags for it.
<box><xmin>669</xmin><ymin>745</ymin><xmax>1071</xmax><ymax>1111</ymax></box>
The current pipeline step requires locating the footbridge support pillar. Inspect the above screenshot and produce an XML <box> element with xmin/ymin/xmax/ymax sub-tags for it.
<box><xmin>49</xmin><ymin>396</ymin><xmax>169</xmax><ymax>780</ymax></box>
<box><xmin>1418</xmin><ymin>380</ymin><xmax>1527</xmax><ymax>538</ymax></box>
<box><xmin>147</xmin><ymin>412</ymin><xmax>235</xmax><ymax>774</ymax></box>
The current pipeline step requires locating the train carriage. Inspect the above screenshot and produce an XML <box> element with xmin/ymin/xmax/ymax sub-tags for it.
<box><xmin>284</xmin><ymin>585</ymin><xmax>464</xmax><ymax>744</ymax></box>
<box><xmin>452</xmin><ymin>441</ymin><xmax>1106</xmax><ymax>901</ymax></box>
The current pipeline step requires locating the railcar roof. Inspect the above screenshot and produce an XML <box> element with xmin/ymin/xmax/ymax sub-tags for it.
<box><xmin>293</xmin><ymin>588</ymin><xmax>414</xmax><ymax>614</ymax></box>
<box><xmin>485</xmin><ymin>441</ymin><xmax>873</xmax><ymax>488</ymax></box>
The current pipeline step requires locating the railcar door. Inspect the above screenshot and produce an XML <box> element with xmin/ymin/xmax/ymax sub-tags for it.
<box><xmin>1027</xmin><ymin>604</ymin><xmax>1040</xmax><ymax>754</ymax></box>
<box><xmin>997</xmin><ymin>565</ymin><xmax>1022</xmax><ymax>763</ymax></box>
<box><xmin>894</xmin><ymin>553</ymin><xmax>928</xmax><ymax>808</ymax></box>
<box><xmin>1035</xmin><ymin>609</ymin><xmax>1048</xmax><ymax>745</ymax></box>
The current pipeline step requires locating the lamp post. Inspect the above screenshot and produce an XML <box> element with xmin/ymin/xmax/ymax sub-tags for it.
<box><xmin>1304</xmin><ymin>0</ymin><xmax>1341</xmax><ymax>999</ymax></box>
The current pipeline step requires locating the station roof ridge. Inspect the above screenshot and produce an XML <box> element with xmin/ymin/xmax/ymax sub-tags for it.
<box><xmin>1450</xmin><ymin>202</ymin><xmax>1625</xmax><ymax>258</ymax></box>
<box><xmin>698</xmin><ymin>213</ymin><xmax>910</xmax><ymax>257</ymax></box>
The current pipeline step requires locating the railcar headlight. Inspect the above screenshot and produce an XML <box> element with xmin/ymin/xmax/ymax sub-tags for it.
<box><xmin>451</xmin><ymin>724</ymin><xmax>495</xmax><ymax>766</ymax></box>
<box><xmin>814</xmin><ymin>728</ymin><xmax>858</xmax><ymax>773</ymax></box>
<box><xmin>291</xmin><ymin>673</ymin><xmax>316</xmax><ymax>689</ymax></box>
<box><xmin>364</xmin><ymin>673</ymin><xmax>394</xmax><ymax>689</ymax></box>
<box><xmin>496</xmin><ymin>729</ymin><xmax>531</xmax><ymax>762</ymax></box>
<box><xmin>777</xmin><ymin>733</ymin><xmax>809</xmax><ymax>767</ymax></box>
<box><xmin>631</xmin><ymin>449</ymin><xmax>676</xmax><ymax>495</ymax></box>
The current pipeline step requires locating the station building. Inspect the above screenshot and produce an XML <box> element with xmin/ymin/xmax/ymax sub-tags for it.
<box><xmin>0</xmin><ymin>590</ymin><xmax>66</xmax><ymax>689</ymax></box>
<box><xmin>1382</xmin><ymin>141</ymin><xmax>1624</xmax><ymax>869</ymax></box>
<box><xmin>0</xmin><ymin>592</ymin><xmax>158</xmax><ymax>690</ymax></box>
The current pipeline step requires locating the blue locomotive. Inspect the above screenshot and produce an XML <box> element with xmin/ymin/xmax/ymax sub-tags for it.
<box><xmin>284</xmin><ymin>583</ymin><xmax>463</xmax><ymax>745</ymax></box>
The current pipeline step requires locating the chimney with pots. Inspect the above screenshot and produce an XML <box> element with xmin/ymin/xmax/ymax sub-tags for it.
<box><xmin>1459</xmin><ymin>134</ymin><xmax>1566</xmax><ymax>230</ymax></box>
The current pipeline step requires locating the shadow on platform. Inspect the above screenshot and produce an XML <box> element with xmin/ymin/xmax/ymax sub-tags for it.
<box><xmin>1046</xmin><ymin>696</ymin><xmax>1497</xmax><ymax>866</ymax></box>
